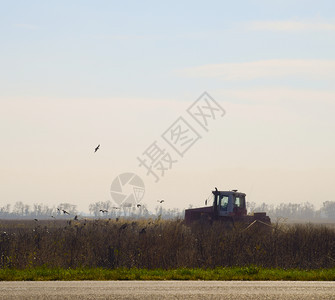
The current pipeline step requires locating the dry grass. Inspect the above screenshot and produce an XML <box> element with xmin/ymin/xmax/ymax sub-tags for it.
<box><xmin>0</xmin><ymin>218</ymin><xmax>335</xmax><ymax>269</ymax></box>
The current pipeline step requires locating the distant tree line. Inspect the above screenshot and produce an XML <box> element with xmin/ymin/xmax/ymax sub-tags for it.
<box><xmin>0</xmin><ymin>202</ymin><xmax>78</xmax><ymax>219</ymax></box>
<box><xmin>0</xmin><ymin>200</ymin><xmax>183</xmax><ymax>220</ymax></box>
<box><xmin>0</xmin><ymin>200</ymin><xmax>335</xmax><ymax>221</ymax></box>
<box><xmin>249</xmin><ymin>201</ymin><xmax>335</xmax><ymax>221</ymax></box>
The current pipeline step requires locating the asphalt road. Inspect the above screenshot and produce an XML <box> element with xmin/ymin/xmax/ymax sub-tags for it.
<box><xmin>0</xmin><ymin>281</ymin><xmax>334</xmax><ymax>299</ymax></box>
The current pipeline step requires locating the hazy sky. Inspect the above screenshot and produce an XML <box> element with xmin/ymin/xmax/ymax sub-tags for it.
<box><xmin>1</xmin><ymin>0</ymin><xmax>335</xmax><ymax>213</ymax></box>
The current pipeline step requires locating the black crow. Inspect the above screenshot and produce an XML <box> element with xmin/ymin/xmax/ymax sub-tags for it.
<box><xmin>119</xmin><ymin>223</ymin><xmax>127</xmax><ymax>230</ymax></box>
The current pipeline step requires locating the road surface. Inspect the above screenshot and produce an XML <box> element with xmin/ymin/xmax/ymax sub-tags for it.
<box><xmin>0</xmin><ymin>281</ymin><xmax>334</xmax><ymax>299</ymax></box>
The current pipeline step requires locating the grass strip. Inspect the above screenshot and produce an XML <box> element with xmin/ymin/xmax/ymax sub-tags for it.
<box><xmin>0</xmin><ymin>266</ymin><xmax>335</xmax><ymax>281</ymax></box>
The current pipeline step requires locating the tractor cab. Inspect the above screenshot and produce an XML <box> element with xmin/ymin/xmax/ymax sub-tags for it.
<box><xmin>184</xmin><ymin>188</ymin><xmax>270</xmax><ymax>225</ymax></box>
<box><xmin>212</xmin><ymin>190</ymin><xmax>247</xmax><ymax>217</ymax></box>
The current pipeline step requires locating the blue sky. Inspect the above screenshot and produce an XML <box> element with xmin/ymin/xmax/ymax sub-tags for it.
<box><xmin>1</xmin><ymin>1</ymin><xmax>335</xmax><ymax>212</ymax></box>
<box><xmin>1</xmin><ymin>0</ymin><xmax>334</xmax><ymax>98</ymax></box>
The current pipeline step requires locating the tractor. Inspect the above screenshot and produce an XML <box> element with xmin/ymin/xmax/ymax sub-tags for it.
<box><xmin>184</xmin><ymin>189</ymin><xmax>271</xmax><ymax>228</ymax></box>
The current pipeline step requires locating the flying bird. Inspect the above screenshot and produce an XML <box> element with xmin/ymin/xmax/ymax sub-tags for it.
<box><xmin>205</xmin><ymin>199</ymin><xmax>208</xmax><ymax>205</ymax></box>
<box><xmin>157</xmin><ymin>200</ymin><xmax>164</xmax><ymax>203</ymax></box>
<box><xmin>62</xmin><ymin>210</ymin><xmax>70</xmax><ymax>215</ymax></box>
<box><xmin>94</xmin><ymin>144</ymin><xmax>100</xmax><ymax>153</ymax></box>
<box><xmin>99</xmin><ymin>209</ymin><xmax>108</xmax><ymax>213</ymax></box>
<box><xmin>137</xmin><ymin>204</ymin><xmax>141</xmax><ymax>208</ymax></box>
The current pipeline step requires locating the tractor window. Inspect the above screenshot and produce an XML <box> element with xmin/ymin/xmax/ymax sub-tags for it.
<box><xmin>220</xmin><ymin>196</ymin><xmax>229</xmax><ymax>211</ymax></box>
<box><xmin>234</xmin><ymin>196</ymin><xmax>245</xmax><ymax>208</ymax></box>
<box><xmin>235</xmin><ymin>197</ymin><xmax>241</xmax><ymax>207</ymax></box>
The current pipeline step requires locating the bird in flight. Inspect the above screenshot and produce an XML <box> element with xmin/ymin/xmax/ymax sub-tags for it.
<box><xmin>62</xmin><ymin>210</ymin><xmax>70</xmax><ymax>215</ymax></box>
<box><xmin>94</xmin><ymin>144</ymin><xmax>100</xmax><ymax>153</ymax></box>
<box><xmin>99</xmin><ymin>209</ymin><xmax>108</xmax><ymax>213</ymax></box>
<box><xmin>137</xmin><ymin>204</ymin><xmax>141</xmax><ymax>208</ymax></box>
<box><xmin>157</xmin><ymin>200</ymin><xmax>164</xmax><ymax>203</ymax></box>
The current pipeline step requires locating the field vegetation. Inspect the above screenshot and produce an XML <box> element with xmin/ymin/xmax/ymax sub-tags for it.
<box><xmin>0</xmin><ymin>218</ymin><xmax>335</xmax><ymax>272</ymax></box>
<box><xmin>1</xmin><ymin>266</ymin><xmax>335</xmax><ymax>281</ymax></box>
